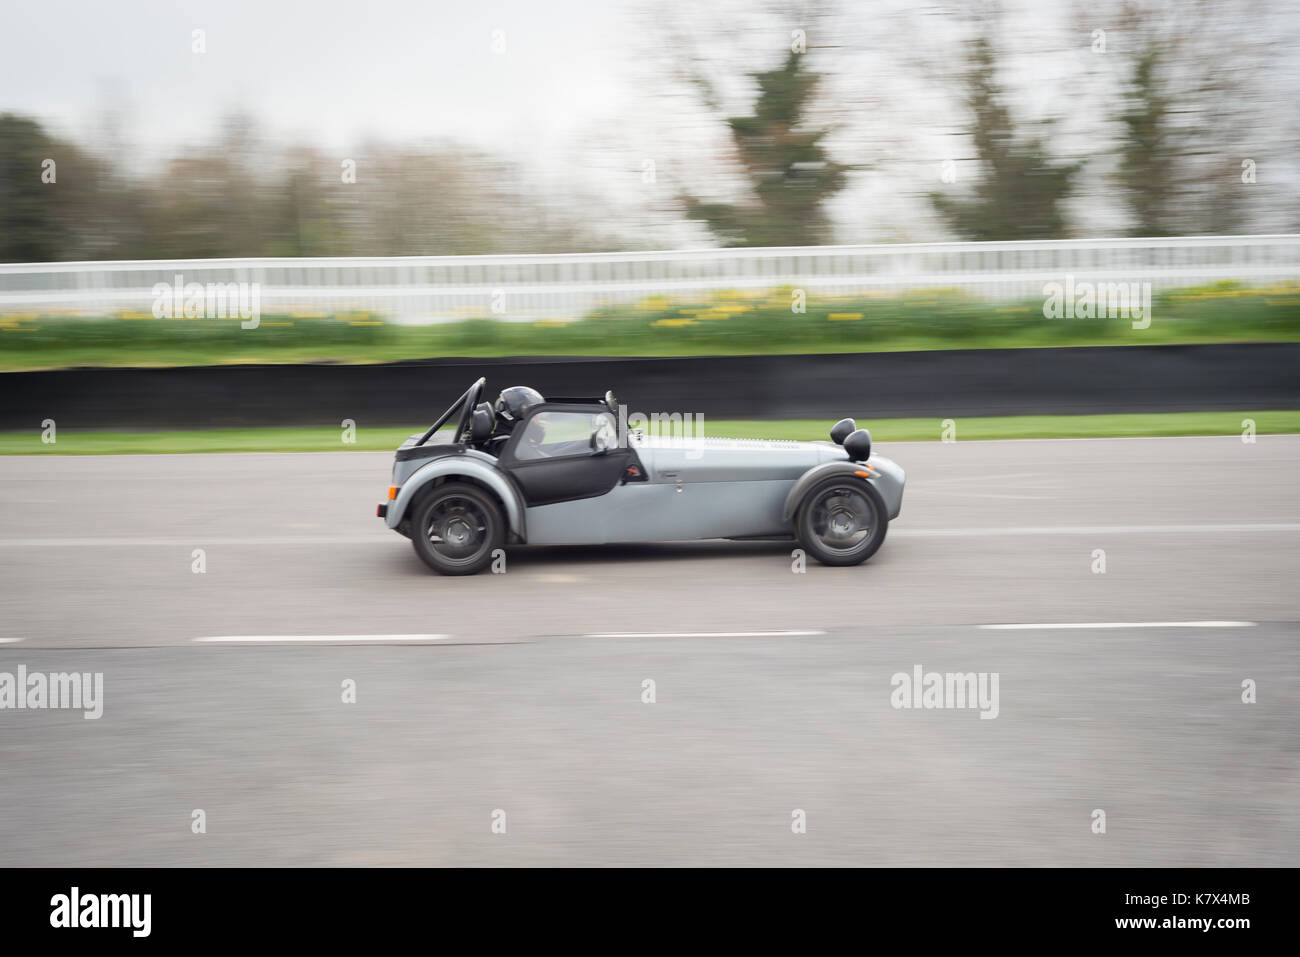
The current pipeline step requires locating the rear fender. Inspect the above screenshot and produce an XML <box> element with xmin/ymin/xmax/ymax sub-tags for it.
<box><xmin>387</xmin><ymin>452</ymin><xmax>527</xmax><ymax>542</ymax></box>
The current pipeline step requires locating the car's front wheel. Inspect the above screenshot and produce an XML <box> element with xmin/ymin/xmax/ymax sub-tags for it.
<box><xmin>411</xmin><ymin>482</ymin><xmax>505</xmax><ymax>575</ymax></box>
<box><xmin>795</xmin><ymin>477</ymin><xmax>887</xmax><ymax>566</ymax></box>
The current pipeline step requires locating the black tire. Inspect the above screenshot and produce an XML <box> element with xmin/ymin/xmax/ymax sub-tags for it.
<box><xmin>410</xmin><ymin>482</ymin><xmax>505</xmax><ymax>576</ymax></box>
<box><xmin>794</xmin><ymin>477</ymin><xmax>888</xmax><ymax>567</ymax></box>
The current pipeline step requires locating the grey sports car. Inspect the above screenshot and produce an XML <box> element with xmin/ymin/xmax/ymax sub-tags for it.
<box><xmin>377</xmin><ymin>378</ymin><xmax>905</xmax><ymax>575</ymax></box>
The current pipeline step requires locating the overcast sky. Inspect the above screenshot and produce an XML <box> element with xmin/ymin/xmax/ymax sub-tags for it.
<box><xmin>1</xmin><ymin>0</ymin><xmax>702</xmax><ymax>241</ymax></box>
<box><xmin>1</xmin><ymin>0</ymin><xmax>640</xmax><ymax>160</ymax></box>
<box><xmin>3</xmin><ymin>0</ymin><xmax>1297</xmax><ymax>243</ymax></box>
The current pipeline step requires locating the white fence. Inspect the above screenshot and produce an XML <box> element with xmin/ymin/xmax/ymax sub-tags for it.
<box><xmin>1</xmin><ymin>234</ymin><xmax>1297</xmax><ymax>323</ymax></box>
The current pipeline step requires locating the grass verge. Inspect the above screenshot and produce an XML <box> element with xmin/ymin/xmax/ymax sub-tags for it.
<box><xmin>2</xmin><ymin>282</ymin><xmax>1297</xmax><ymax>370</ymax></box>
<box><xmin>2</xmin><ymin>411</ymin><xmax>1296</xmax><ymax>454</ymax></box>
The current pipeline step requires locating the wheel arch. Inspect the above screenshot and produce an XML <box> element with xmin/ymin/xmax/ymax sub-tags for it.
<box><xmin>388</xmin><ymin>456</ymin><xmax>527</xmax><ymax>542</ymax></box>
<box><xmin>782</xmin><ymin>461</ymin><xmax>884</xmax><ymax>522</ymax></box>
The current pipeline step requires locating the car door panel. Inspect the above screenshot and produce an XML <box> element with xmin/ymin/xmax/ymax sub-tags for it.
<box><xmin>499</xmin><ymin>405</ymin><xmax>638</xmax><ymax>507</ymax></box>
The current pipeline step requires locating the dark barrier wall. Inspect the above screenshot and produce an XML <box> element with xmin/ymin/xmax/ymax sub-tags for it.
<box><xmin>2</xmin><ymin>343</ymin><xmax>1297</xmax><ymax>430</ymax></box>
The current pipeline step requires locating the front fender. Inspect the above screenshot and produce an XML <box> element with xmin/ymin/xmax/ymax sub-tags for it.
<box><xmin>782</xmin><ymin>455</ymin><xmax>905</xmax><ymax>522</ymax></box>
<box><xmin>387</xmin><ymin>452</ymin><xmax>527</xmax><ymax>542</ymax></box>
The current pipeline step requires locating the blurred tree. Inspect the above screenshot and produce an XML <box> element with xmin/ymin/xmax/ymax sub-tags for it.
<box><xmin>1114</xmin><ymin>50</ymin><xmax>1176</xmax><ymax>235</ymax></box>
<box><xmin>143</xmin><ymin>155</ymin><xmax>260</xmax><ymax>259</ymax></box>
<box><xmin>1103</xmin><ymin>0</ymin><xmax>1279</xmax><ymax>236</ymax></box>
<box><xmin>682</xmin><ymin>50</ymin><xmax>848</xmax><ymax>247</ymax></box>
<box><xmin>261</xmin><ymin>148</ymin><xmax>340</xmax><ymax>257</ymax></box>
<box><xmin>0</xmin><ymin>114</ymin><xmax>62</xmax><ymax>261</ymax></box>
<box><xmin>0</xmin><ymin>119</ymin><xmax>622</xmax><ymax>261</ymax></box>
<box><xmin>0</xmin><ymin>114</ymin><xmax>110</xmax><ymax>261</ymax></box>
<box><xmin>929</xmin><ymin>36</ymin><xmax>1080</xmax><ymax>240</ymax></box>
<box><xmin>340</xmin><ymin>145</ymin><xmax>616</xmax><ymax>257</ymax></box>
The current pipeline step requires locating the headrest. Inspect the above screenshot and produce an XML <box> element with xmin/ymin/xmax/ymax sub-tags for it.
<box><xmin>471</xmin><ymin>402</ymin><xmax>494</xmax><ymax>441</ymax></box>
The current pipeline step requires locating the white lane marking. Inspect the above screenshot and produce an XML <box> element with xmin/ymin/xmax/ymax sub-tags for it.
<box><xmin>909</xmin><ymin>434</ymin><xmax>1297</xmax><ymax>445</ymax></box>
<box><xmin>923</xmin><ymin>472</ymin><xmax>1052</xmax><ymax>485</ymax></box>
<box><xmin>896</xmin><ymin>523</ymin><xmax>1300</xmax><ymax>538</ymax></box>
<box><xmin>0</xmin><ymin>638</ymin><xmax>24</xmax><ymax>644</ymax></box>
<box><xmin>193</xmin><ymin>634</ymin><xmax>450</xmax><ymax>644</ymax></box>
<box><xmin>2</xmin><ymin>523</ymin><xmax>1297</xmax><ymax>548</ymax></box>
<box><xmin>588</xmin><ymin>630</ymin><xmax>826</xmax><ymax>638</ymax></box>
<box><xmin>0</xmin><ymin>536</ymin><xmax>382</xmax><ymax>547</ymax></box>
<box><xmin>939</xmin><ymin>493</ymin><xmax>1058</xmax><ymax>501</ymax></box>
<box><xmin>979</xmin><ymin>621</ymin><xmax>1256</xmax><ymax>630</ymax></box>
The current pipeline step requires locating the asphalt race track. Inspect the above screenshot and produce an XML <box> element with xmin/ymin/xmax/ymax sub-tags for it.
<box><xmin>1</xmin><ymin>436</ymin><xmax>1297</xmax><ymax>865</ymax></box>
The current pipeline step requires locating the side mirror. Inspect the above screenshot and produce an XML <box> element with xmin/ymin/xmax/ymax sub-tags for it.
<box><xmin>844</xmin><ymin>428</ymin><xmax>872</xmax><ymax>462</ymax></box>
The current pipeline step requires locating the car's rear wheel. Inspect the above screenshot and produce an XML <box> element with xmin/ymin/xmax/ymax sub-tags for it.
<box><xmin>795</xmin><ymin>478</ymin><xmax>887</xmax><ymax>566</ymax></box>
<box><xmin>411</xmin><ymin>482</ymin><xmax>504</xmax><ymax>575</ymax></box>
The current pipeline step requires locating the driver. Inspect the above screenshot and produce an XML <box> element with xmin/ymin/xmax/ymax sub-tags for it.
<box><xmin>487</xmin><ymin>386</ymin><xmax>545</xmax><ymax>451</ymax></box>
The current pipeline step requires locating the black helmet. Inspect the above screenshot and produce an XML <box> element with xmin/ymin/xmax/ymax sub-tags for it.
<box><xmin>494</xmin><ymin>386</ymin><xmax>544</xmax><ymax>423</ymax></box>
